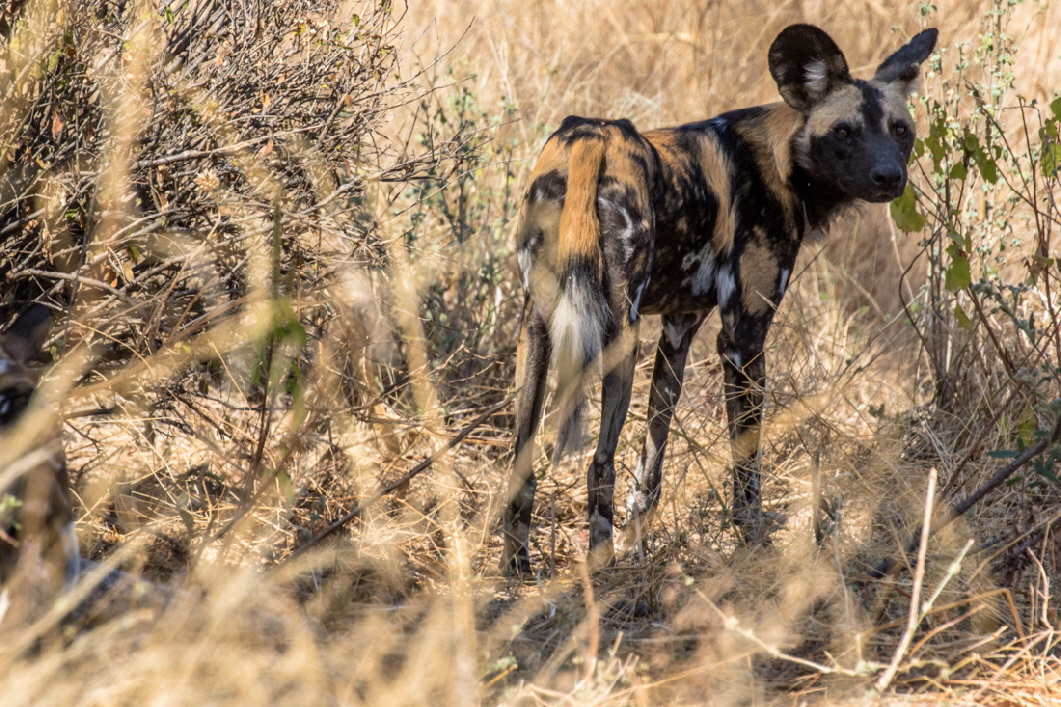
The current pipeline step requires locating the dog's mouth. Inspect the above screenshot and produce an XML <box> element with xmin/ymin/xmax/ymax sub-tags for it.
<box><xmin>833</xmin><ymin>174</ymin><xmax>906</xmax><ymax>205</ymax></box>
<box><xmin>863</xmin><ymin>185</ymin><xmax>906</xmax><ymax>203</ymax></box>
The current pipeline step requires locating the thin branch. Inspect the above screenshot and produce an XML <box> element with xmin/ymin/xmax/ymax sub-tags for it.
<box><xmin>281</xmin><ymin>396</ymin><xmax>513</xmax><ymax>563</ymax></box>
<box><xmin>866</xmin><ymin>413</ymin><xmax>1061</xmax><ymax>584</ymax></box>
<box><xmin>876</xmin><ymin>467</ymin><xmax>936</xmax><ymax>694</ymax></box>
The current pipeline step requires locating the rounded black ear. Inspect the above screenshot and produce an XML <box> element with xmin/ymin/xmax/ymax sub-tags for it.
<box><xmin>873</xmin><ymin>28</ymin><xmax>938</xmax><ymax>93</ymax></box>
<box><xmin>3</xmin><ymin>304</ymin><xmax>52</xmax><ymax>362</ymax></box>
<box><xmin>768</xmin><ymin>24</ymin><xmax>851</xmax><ymax>112</ymax></box>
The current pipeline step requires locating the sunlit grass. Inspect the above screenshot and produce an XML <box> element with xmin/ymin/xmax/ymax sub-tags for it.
<box><xmin>0</xmin><ymin>0</ymin><xmax>1058</xmax><ymax>704</ymax></box>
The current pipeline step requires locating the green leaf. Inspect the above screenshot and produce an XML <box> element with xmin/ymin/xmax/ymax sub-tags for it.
<box><xmin>1019</xmin><ymin>416</ymin><xmax>1037</xmax><ymax>449</ymax></box>
<box><xmin>945</xmin><ymin>246</ymin><xmax>972</xmax><ymax>291</ymax></box>
<box><xmin>964</xmin><ymin>130</ymin><xmax>998</xmax><ymax>184</ymax></box>
<box><xmin>977</xmin><ymin>153</ymin><xmax>998</xmax><ymax>183</ymax></box>
<box><xmin>0</xmin><ymin>494</ymin><xmax>23</xmax><ymax>529</ymax></box>
<box><xmin>1041</xmin><ymin>142</ymin><xmax>1061</xmax><ymax>178</ymax></box>
<box><xmin>950</xmin><ymin>162</ymin><xmax>968</xmax><ymax>180</ymax></box>
<box><xmin>1031</xmin><ymin>254</ymin><xmax>1055</xmax><ymax>269</ymax></box>
<box><xmin>1051</xmin><ymin>95</ymin><xmax>1061</xmax><ymax>122</ymax></box>
<box><xmin>1033</xmin><ymin>458</ymin><xmax>1060</xmax><ymax>484</ymax></box>
<box><xmin>890</xmin><ymin>183</ymin><xmax>926</xmax><ymax>233</ymax></box>
<box><xmin>987</xmin><ymin>449</ymin><xmax>1020</xmax><ymax>459</ymax></box>
<box><xmin>953</xmin><ymin>302</ymin><xmax>974</xmax><ymax>330</ymax></box>
<box><xmin>925</xmin><ymin>130</ymin><xmax>946</xmax><ymax>172</ymax></box>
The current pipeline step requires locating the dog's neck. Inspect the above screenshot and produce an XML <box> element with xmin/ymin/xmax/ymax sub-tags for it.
<box><xmin>788</xmin><ymin>161</ymin><xmax>852</xmax><ymax>234</ymax></box>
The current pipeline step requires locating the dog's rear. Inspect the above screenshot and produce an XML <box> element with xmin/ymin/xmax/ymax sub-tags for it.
<box><xmin>542</xmin><ymin>130</ymin><xmax>610</xmax><ymax>465</ymax></box>
<box><xmin>503</xmin><ymin>117</ymin><xmax>657</xmax><ymax>572</ymax></box>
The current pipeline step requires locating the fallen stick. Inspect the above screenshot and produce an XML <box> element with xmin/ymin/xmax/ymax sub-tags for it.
<box><xmin>864</xmin><ymin>414</ymin><xmax>1061</xmax><ymax>585</ymax></box>
<box><xmin>283</xmin><ymin>396</ymin><xmax>513</xmax><ymax>563</ymax></box>
<box><xmin>875</xmin><ymin>468</ymin><xmax>936</xmax><ymax>693</ymax></box>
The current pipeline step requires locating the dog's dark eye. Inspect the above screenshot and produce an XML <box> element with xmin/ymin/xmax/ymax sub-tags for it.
<box><xmin>0</xmin><ymin>385</ymin><xmax>33</xmax><ymax>428</ymax></box>
<box><xmin>834</xmin><ymin>125</ymin><xmax>851</xmax><ymax>138</ymax></box>
<box><xmin>892</xmin><ymin>123</ymin><xmax>908</xmax><ymax>137</ymax></box>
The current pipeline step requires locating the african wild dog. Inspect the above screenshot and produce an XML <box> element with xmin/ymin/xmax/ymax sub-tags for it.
<box><xmin>502</xmin><ymin>24</ymin><xmax>938</xmax><ymax>572</ymax></box>
<box><xmin>0</xmin><ymin>305</ymin><xmax>80</xmax><ymax>603</ymax></box>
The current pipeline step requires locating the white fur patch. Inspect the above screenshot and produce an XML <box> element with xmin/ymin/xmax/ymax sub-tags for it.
<box><xmin>682</xmin><ymin>247</ymin><xmax>716</xmax><ymax>296</ymax></box>
<box><xmin>805</xmin><ymin>59</ymin><xmax>830</xmax><ymax>96</ymax></box>
<box><xmin>731</xmin><ymin>351</ymin><xmax>742</xmax><ymax>370</ymax></box>
<box><xmin>663</xmin><ymin>321</ymin><xmax>685</xmax><ymax>349</ymax></box>
<box><xmin>551</xmin><ymin>284</ymin><xmax>603</xmax><ymax>370</ymax></box>
<box><xmin>779</xmin><ymin>269</ymin><xmax>790</xmax><ymax>297</ymax></box>
<box><xmin>516</xmin><ymin>237</ymin><xmax>537</xmax><ymax>291</ymax></box>
<box><xmin>630</xmin><ymin>279</ymin><xmax>649</xmax><ymax>322</ymax></box>
<box><xmin>550</xmin><ymin>277</ymin><xmax>606</xmax><ymax>463</ymax></box>
<box><xmin>0</xmin><ymin>359</ymin><xmax>9</xmax><ymax>374</ymax></box>
<box><xmin>626</xmin><ymin>467</ymin><xmax>648</xmax><ymax>513</ymax></box>
<box><xmin>717</xmin><ymin>266</ymin><xmax>736</xmax><ymax>307</ymax></box>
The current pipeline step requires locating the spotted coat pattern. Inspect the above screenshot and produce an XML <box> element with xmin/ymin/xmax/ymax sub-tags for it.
<box><xmin>502</xmin><ymin>24</ymin><xmax>938</xmax><ymax>572</ymax></box>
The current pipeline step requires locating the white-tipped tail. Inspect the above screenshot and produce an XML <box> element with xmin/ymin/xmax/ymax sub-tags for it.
<box><xmin>548</xmin><ymin>133</ymin><xmax>609</xmax><ymax>466</ymax></box>
<box><xmin>550</xmin><ymin>277</ymin><xmax>606</xmax><ymax>466</ymax></box>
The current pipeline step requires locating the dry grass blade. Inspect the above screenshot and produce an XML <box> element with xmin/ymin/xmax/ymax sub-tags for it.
<box><xmin>287</xmin><ymin>394</ymin><xmax>513</xmax><ymax>561</ymax></box>
<box><xmin>0</xmin><ymin>0</ymin><xmax>1059</xmax><ymax>705</ymax></box>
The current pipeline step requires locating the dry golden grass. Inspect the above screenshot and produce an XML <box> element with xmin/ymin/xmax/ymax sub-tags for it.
<box><xmin>0</xmin><ymin>0</ymin><xmax>1059</xmax><ymax>705</ymax></box>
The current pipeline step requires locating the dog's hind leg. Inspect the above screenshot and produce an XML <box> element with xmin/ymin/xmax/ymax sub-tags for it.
<box><xmin>501</xmin><ymin>299</ymin><xmax>551</xmax><ymax>574</ymax></box>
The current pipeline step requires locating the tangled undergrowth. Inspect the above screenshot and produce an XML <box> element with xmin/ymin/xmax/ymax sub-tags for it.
<box><xmin>0</xmin><ymin>0</ymin><xmax>1059</xmax><ymax>705</ymax></box>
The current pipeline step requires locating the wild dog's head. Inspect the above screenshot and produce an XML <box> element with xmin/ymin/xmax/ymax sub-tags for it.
<box><xmin>0</xmin><ymin>305</ymin><xmax>51</xmax><ymax>430</ymax></box>
<box><xmin>769</xmin><ymin>24</ymin><xmax>938</xmax><ymax>203</ymax></box>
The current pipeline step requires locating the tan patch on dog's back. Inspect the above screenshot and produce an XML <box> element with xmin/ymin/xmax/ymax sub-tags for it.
<box><xmin>603</xmin><ymin>130</ymin><xmax>656</xmax><ymax>217</ymax></box>
<box><xmin>735</xmin><ymin>104</ymin><xmax>804</xmax><ymax>229</ymax></box>
<box><xmin>557</xmin><ymin>137</ymin><xmax>606</xmax><ymax>266</ymax></box>
<box><xmin>646</xmin><ymin>129</ymin><xmax>695</xmax><ymax>185</ymax></box>
<box><xmin>696</xmin><ymin>133</ymin><xmax>737</xmax><ymax>257</ymax></box>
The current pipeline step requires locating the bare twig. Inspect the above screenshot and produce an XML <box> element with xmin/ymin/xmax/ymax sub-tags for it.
<box><xmin>283</xmin><ymin>396</ymin><xmax>513</xmax><ymax>563</ymax></box>
<box><xmin>866</xmin><ymin>414</ymin><xmax>1061</xmax><ymax>585</ymax></box>
<box><xmin>876</xmin><ymin>467</ymin><xmax>937</xmax><ymax>693</ymax></box>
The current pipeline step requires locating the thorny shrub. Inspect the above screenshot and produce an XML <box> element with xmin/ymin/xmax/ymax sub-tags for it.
<box><xmin>892</xmin><ymin>0</ymin><xmax>1061</xmax><ymax>492</ymax></box>
<box><xmin>0</xmin><ymin>0</ymin><xmax>490</xmax><ymax>567</ymax></box>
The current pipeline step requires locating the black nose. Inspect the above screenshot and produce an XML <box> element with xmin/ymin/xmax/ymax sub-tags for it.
<box><xmin>871</xmin><ymin>162</ymin><xmax>903</xmax><ymax>191</ymax></box>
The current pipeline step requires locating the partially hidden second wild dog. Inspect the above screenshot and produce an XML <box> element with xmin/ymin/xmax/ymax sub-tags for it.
<box><xmin>0</xmin><ymin>304</ymin><xmax>80</xmax><ymax>618</ymax></box>
<box><xmin>502</xmin><ymin>24</ymin><xmax>938</xmax><ymax>572</ymax></box>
